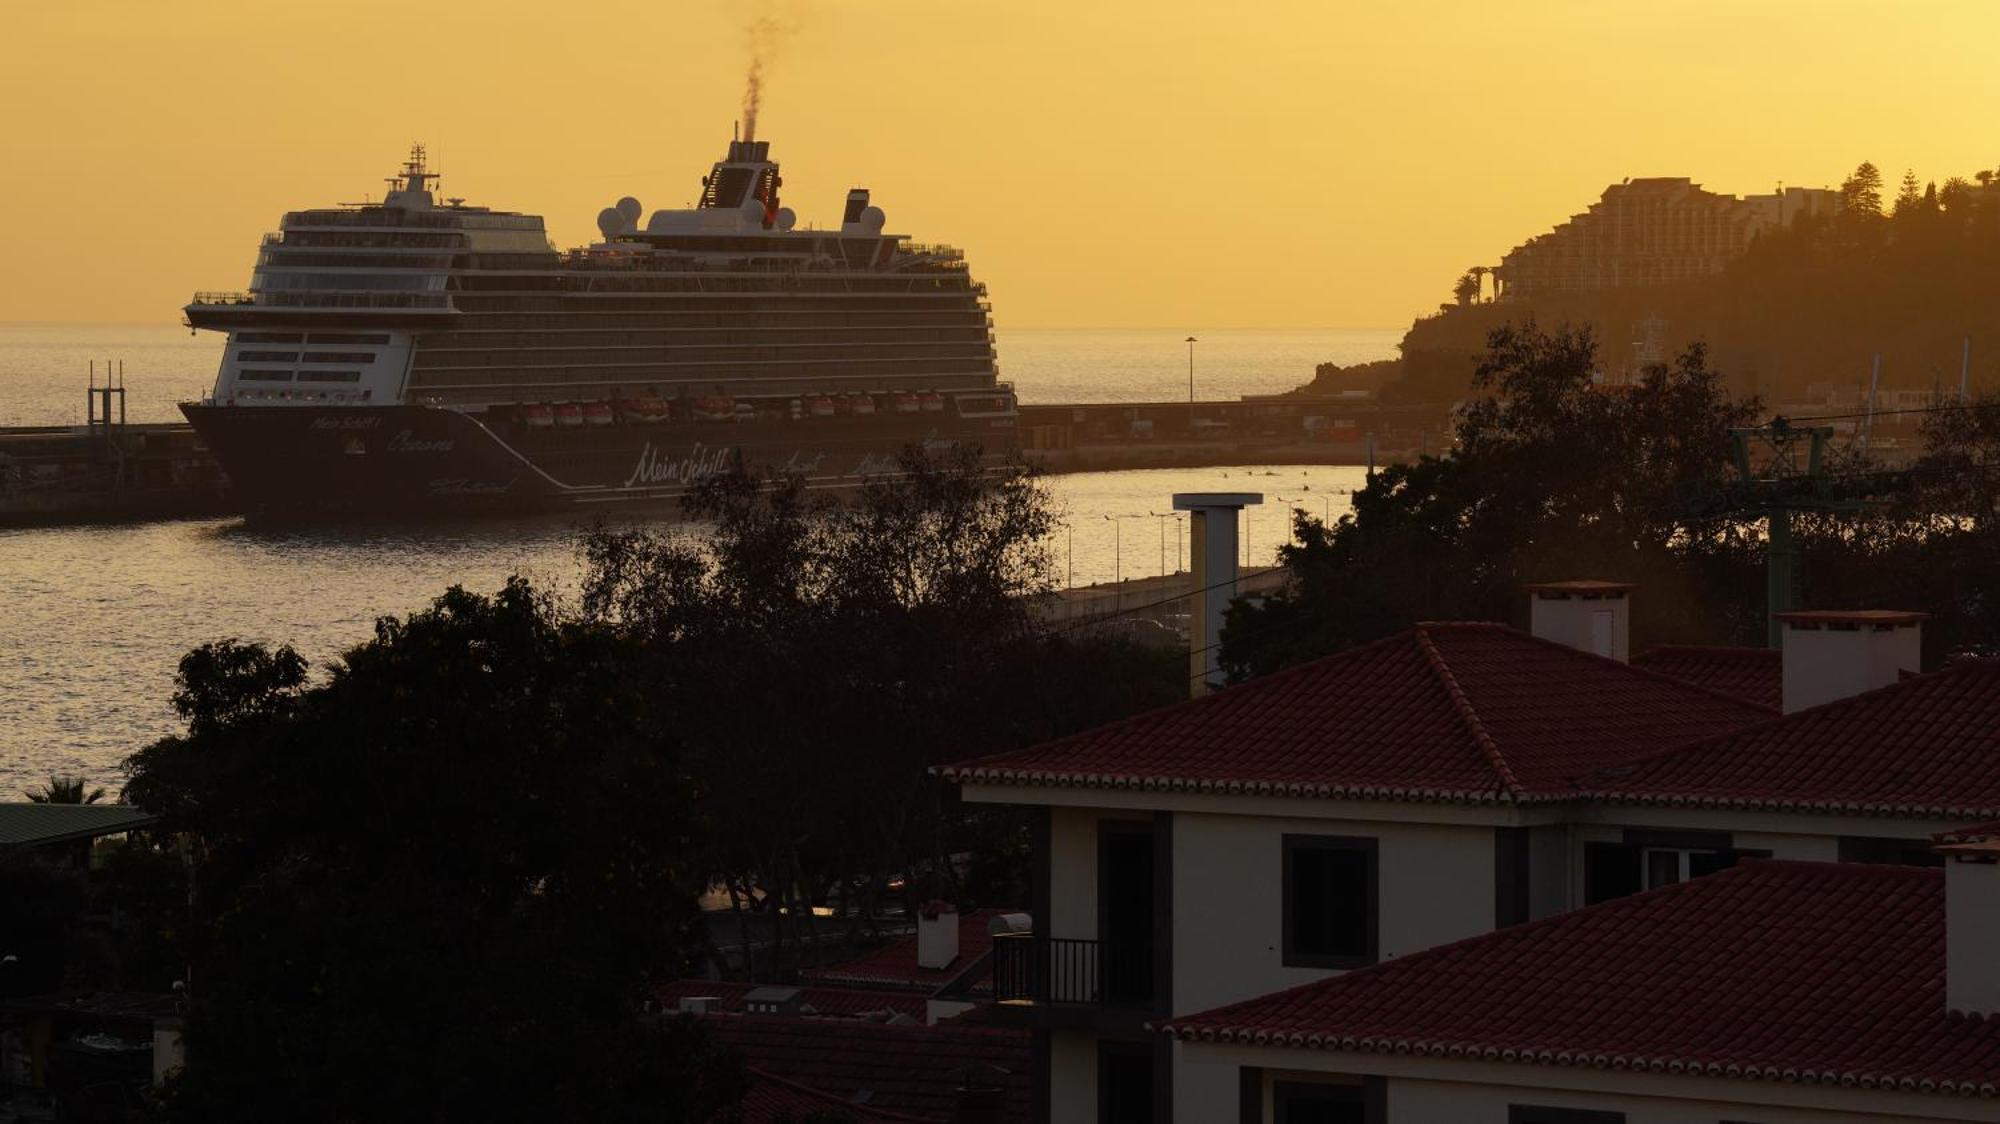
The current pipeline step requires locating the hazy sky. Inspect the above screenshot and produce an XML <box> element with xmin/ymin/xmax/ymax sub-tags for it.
<box><xmin>4</xmin><ymin>0</ymin><xmax>1997</xmax><ymax>329</ymax></box>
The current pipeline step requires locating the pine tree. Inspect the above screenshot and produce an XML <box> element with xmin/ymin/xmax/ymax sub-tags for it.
<box><xmin>1893</xmin><ymin>168</ymin><xmax>1924</xmax><ymax>216</ymax></box>
<box><xmin>1842</xmin><ymin>161</ymin><xmax>1885</xmax><ymax>215</ymax></box>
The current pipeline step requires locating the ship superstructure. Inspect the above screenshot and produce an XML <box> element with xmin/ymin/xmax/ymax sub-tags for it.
<box><xmin>181</xmin><ymin>139</ymin><xmax>1013</xmax><ymax>515</ymax></box>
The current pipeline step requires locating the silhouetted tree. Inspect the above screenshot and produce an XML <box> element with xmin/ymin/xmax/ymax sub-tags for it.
<box><xmin>1223</xmin><ymin>322</ymin><xmax>1762</xmax><ymax>676</ymax></box>
<box><xmin>1842</xmin><ymin>161</ymin><xmax>1885</xmax><ymax>215</ymax></box>
<box><xmin>23</xmin><ymin>774</ymin><xmax>105</xmax><ymax>804</ymax></box>
<box><xmin>1452</xmin><ymin>271</ymin><xmax>1480</xmax><ymax>306</ymax></box>
<box><xmin>125</xmin><ymin>583</ymin><xmax>742</xmax><ymax>1122</ymax></box>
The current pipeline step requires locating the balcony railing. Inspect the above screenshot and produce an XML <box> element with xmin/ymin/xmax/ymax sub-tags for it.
<box><xmin>187</xmin><ymin>291</ymin><xmax>452</xmax><ymax>311</ymax></box>
<box><xmin>991</xmin><ymin>934</ymin><xmax>1153</xmax><ymax>1008</ymax></box>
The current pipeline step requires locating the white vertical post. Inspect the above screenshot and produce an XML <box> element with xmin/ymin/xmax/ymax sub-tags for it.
<box><xmin>1173</xmin><ymin>492</ymin><xmax>1263</xmax><ymax>698</ymax></box>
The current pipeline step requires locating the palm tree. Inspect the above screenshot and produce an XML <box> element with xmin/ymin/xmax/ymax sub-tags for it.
<box><xmin>24</xmin><ymin>774</ymin><xmax>106</xmax><ymax>804</ymax></box>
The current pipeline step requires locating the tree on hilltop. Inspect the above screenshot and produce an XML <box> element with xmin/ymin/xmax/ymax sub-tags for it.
<box><xmin>1842</xmin><ymin>161</ymin><xmax>1885</xmax><ymax>216</ymax></box>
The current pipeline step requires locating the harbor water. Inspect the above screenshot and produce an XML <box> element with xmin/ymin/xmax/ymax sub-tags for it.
<box><xmin>0</xmin><ymin>323</ymin><xmax>1392</xmax><ymax>795</ymax></box>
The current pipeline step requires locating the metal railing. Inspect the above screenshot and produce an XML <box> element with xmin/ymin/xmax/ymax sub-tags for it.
<box><xmin>188</xmin><ymin>291</ymin><xmax>452</xmax><ymax>310</ymax></box>
<box><xmin>991</xmin><ymin>934</ymin><xmax>1153</xmax><ymax>1007</ymax></box>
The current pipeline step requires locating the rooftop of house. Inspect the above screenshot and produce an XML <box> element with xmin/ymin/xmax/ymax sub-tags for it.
<box><xmin>802</xmin><ymin>908</ymin><xmax>1011</xmax><ymax>994</ymax></box>
<box><xmin>0</xmin><ymin>803</ymin><xmax>157</xmax><ymax>852</ymax></box>
<box><xmin>656</xmin><ymin>979</ymin><xmax>928</xmax><ymax>1022</ymax></box>
<box><xmin>702</xmin><ymin>1013</ymin><xmax>1029</xmax><ymax>1121</ymax></box>
<box><xmin>940</xmin><ymin>623</ymin><xmax>1772</xmax><ymax>805</ymax></box>
<box><xmin>1629</xmin><ymin>644</ymin><xmax>1781</xmax><ymax>710</ymax></box>
<box><xmin>1161</xmin><ymin>860</ymin><xmax>2000</xmax><ymax>1098</ymax></box>
<box><xmin>1585</xmin><ymin>657</ymin><xmax>2000</xmax><ymax>818</ymax></box>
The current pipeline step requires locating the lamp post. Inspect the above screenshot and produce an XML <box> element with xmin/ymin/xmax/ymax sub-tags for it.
<box><xmin>1185</xmin><ymin>336</ymin><xmax>1198</xmax><ymax>434</ymax></box>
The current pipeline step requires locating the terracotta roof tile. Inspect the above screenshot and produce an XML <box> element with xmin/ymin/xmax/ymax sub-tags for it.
<box><xmin>1630</xmin><ymin>645</ymin><xmax>1782</xmax><ymax>710</ymax></box>
<box><xmin>706</xmin><ymin>1015</ymin><xmax>1030</xmax><ymax>1121</ymax></box>
<box><xmin>1161</xmin><ymin>861</ymin><xmax>2000</xmax><ymax>1097</ymax></box>
<box><xmin>941</xmin><ymin>624</ymin><xmax>1772</xmax><ymax>803</ymax></box>
<box><xmin>1588</xmin><ymin>659</ymin><xmax>2000</xmax><ymax>818</ymax></box>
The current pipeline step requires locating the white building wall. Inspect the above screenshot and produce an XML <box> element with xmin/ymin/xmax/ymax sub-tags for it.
<box><xmin>1047</xmin><ymin>807</ymin><xmax>1114</xmax><ymax>941</ymax></box>
<box><xmin>1171</xmin><ymin>1039</ymin><xmax>1238</xmax><ymax>1122</ymax></box>
<box><xmin>1172</xmin><ymin>813</ymin><xmax>1495</xmax><ymax>1015</ymax></box>
<box><xmin>1048</xmin><ymin>1029</ymin><xmax>1097</xmax><ymax>1124</ymax></box>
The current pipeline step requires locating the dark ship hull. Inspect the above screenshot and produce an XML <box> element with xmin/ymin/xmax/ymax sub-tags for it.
<box><xmin>183</xmin><ymin>402</ymin><xmax>1018</xmax><ymax>519</ymax></box>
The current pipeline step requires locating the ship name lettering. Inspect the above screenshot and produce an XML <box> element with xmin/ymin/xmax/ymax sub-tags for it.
<box><xmin>388</xmin><ymin>430</ymin><xmax>455</xmax><ymax>453</ymax></box>
<box><xmin>625</xmin><ymin>442</ymin><xmax>733</xmax><ymax>487</ymax></box>
<box><xmin>310</xmin><ymin>416</ymin><xmax>381</xmax><ymax>431</ymax></box>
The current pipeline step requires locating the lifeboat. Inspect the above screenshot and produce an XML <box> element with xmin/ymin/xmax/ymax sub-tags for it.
<box><xmin>919</xmin><ymin>391</ymin><xmax>945</xmax><ymax>413</ymax></box>
<box><xmin>804</xmin><ymin>395</ymin><xmax>835</xmax><ymax>418</ymax></box>
<box><xmin>891</xmin><ymin>392</ymin><xmax>921</xmax><ymax>414</ymax></box>
<box><xmin>583</xmin><ymin>401</ymin><xmax>616</xmax><ymax>426</ymax></box>
<box><xmin>733</xmin><ymin>402</ymin><xmax>757</xmax><ymax>423</ymax></box>
<box><xmin>554</xmin><ymin>402</ymin><xmax>584</xmax><ymax>427</ymax></box>
<box><xmin>520</xmin><ymin>403</ymin><xmax>555</xmax><ymax>429</ymax></box>
<box><xmin>617</xmin><ymin>394</ymin><xmax>673</xmax><ymax>424</ymax></box>
<box><xmin>830</xmin><ymin>394</ymin><xmax>854</xmax><ymax>417</ymax></box>
<box><xmin>691</xmin><ymin>394</ymin><xmax>736</xmax><ymax>422</ymax></box>
<box><xmin>849</xmin><ymin>393</ymin><xmax>878</xmax><ymax>417</ymax></box>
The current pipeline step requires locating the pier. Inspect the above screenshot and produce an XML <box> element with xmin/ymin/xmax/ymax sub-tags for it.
<box><xmin>0</xmin><ymin>368</ymin><xmax>230</xmax><ymax>527</ymax></box>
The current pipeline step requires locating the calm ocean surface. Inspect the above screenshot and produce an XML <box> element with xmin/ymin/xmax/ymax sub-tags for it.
<box><xmin>0</xmin><ymin>323</ymin><xmax>1393</xmax><ymax>796</ymax></box>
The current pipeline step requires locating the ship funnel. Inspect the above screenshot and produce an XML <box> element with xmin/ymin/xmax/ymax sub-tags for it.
<box><xmin>728</xmin><ymin>140</ymin><xmax>771</xmax><ymax>163</ymax></box>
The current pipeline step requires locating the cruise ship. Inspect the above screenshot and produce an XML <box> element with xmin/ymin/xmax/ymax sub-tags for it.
<box><xmin>180</xmin><ymin>139</ymin><xmax>1015</xmax><ymax>517</ymax></box>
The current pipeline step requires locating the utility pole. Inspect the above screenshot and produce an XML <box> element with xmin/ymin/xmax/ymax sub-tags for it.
<box><xmin>1185</xmin><ymin>336</ymin><xmax>1198</xmax><ymax>435</ymax></box>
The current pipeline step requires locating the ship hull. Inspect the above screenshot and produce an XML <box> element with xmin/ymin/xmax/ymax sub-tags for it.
<box><xmin>181</xmin><ymin>403</ymin><xmax>1018</xmax><ymax>519</ymax></box>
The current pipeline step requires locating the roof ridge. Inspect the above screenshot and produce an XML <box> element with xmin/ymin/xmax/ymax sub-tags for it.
<box><xmin>1634</xmin><ymin>643</ymin><xmax>1778</xmax><ymax>659</ymax></box>
<box><xmin>1587</xmin><ymin>657</ymin><xmax>1967</xmax><ymax>789</ymax></box>
<box><xmin>1500</xmin><ymin>626</ymin><xmax>1781</xmax><ymax>716</ymax></box>
<box><xmin>1412</xmin><ymin>624</ymin><xmax>1522</xmax><ymax>797</ymax></box>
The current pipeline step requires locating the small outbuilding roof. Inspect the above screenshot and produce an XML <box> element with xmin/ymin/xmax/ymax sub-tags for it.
<box><xmin>0</xmin><ymin>803</ymin><xmax>157</xmax><ymax>852</ymax></box>
<box><xmin>1161</xmin><ymin>860</ymin><xmax>2000</xmax><ymax>1098</ymax></box>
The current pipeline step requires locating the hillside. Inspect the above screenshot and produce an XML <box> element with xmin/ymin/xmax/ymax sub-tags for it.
<box><xmin>1356</xmin><ymin>166</ymin><xmax>2000</xmax><ymax>410</ymax></box>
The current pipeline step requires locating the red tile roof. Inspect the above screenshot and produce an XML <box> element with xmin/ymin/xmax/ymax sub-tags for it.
<box><xmin>940</xmin><ymin>623</ymin><xmax>1772</xmax><ymax>804</ymax></box>
<box><xmin>1586</xmin><ymin>659</ymin><xmax>2000</xmax><ymax>818</ymax></box>
<box><xmin>1162</xmin><ymin>861</ymin><xmax>2000</xmax><ymax>1097</ymax></box>
<box><xmin>1629</xmin><ymin>644</ymin><xmax>1781</xmax><ymax>710</ymax></box>
<box><xmin>803</xmin><ymin>909</ymin><xmax>1012</xmax><ymax>993</ymax></box>
<box><xmin>741</xmin><ymin>1067</ymin><xmax>932</xmax><ymax>1122</ymax></box>
<box><xmin>656</xmin><ymin>978</ymin><xmax>927</xmax><ymax>1021</ymax></box>
<box><xmin>705</xmin><ymin>1014</ymin><xmax>1030</xmax><ymax>1121</ymax></box>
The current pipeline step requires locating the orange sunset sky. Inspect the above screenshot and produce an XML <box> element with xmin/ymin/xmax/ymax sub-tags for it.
<box><xmin>3</xmin><ymin>0</ymin><xmax>1998</xmax><ymax>329</ymax></box>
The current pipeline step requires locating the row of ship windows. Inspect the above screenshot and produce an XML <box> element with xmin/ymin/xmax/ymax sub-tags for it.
<box><xmin>440</xmin><ymin>311</ymin><xmax>987</xmax><ymax>332</ymax></box>
<box><xmin>236</xmin><ymin>351</ymin><xmax>377</xmax><ymax>364</ymax></box>
<box><xmin>407</xmin><ymin>357</ymin><xmax>994</xmax><ymax>388</ymax></box>
<box><xmin>238</xmin><ymin>370</ymin><xmax>363</xmax><ymax>383</ymax></box>
<box><xmin>416</xmin><ymin>327</ymin><xmax>990</xmax><ymax>351</ymax></box>
<box><xmin>413</xmin><ymin>343</ymin><xmax>990</xmax><ymax>368</ymax></box>
<box><xmin>237</xmin><ymin>332</ymin><xmax>391</xmax><ymax>345</ymax></box>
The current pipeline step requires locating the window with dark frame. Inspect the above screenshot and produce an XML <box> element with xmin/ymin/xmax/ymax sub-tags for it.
<box><xmin>1282</xmin><ymin>835</ymin><xmax>1378</xmax><ymax>969</ymax></box>
<box><xmin>1273</xmin><ymin>1080</ymin><xmax>1367</xmax><ymax>1124</ymax></box>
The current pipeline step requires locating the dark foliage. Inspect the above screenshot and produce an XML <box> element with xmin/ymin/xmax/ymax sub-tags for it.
<box><xmin>124</xmin><ymin>582</ymin><xmax>742</xmax><ymax>1122</ymax></box>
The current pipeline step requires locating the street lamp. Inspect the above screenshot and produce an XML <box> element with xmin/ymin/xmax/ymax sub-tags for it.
<box><xmin>1185</xmin><ymin>336</ymin><xmax>1198</xmax><ymax>433</ymax></box>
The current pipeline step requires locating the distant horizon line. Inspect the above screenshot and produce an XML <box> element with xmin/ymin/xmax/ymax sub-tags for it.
<box><xmin>0</xmin><ymin>319</ymin><xmax>1409</xmax><ymax>334</ymax></box>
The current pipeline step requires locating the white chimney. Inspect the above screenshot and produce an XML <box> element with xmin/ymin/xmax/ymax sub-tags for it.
<box><xmin>1525</xmin><ymin>581</ymin><xmax>1633</xmax><ymax>662</ymax></box>
<box><xmin>1777</xmin><ymin>610</ymin><xmax>1924</xmax><ymax>714</ymax></box>
<box><xmin>1173</xmin><ymin>492</ymin><xmax>1264</xmax><ymax>697</ymax></box>
<box><xmin>917</xmin><ymin>900</ymin><xmax>960</xmax><ymax>969</ymax></box>
<box><xmin>1937</xmin><ymin>827</ymin><xmax>2000</xmax><ymax>1017</ymax></box>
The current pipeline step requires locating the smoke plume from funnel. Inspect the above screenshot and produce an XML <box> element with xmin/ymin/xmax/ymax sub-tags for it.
<box><xmin>740</xmin><ymin>13</ymin><xmax>788</xmax><ymax>143</ymax></box>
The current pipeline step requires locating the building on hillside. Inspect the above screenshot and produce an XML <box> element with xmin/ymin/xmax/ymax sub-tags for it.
<box><xmin>939</xmin><ymin>581</ymin><xmax>1996</xmax><ymax>1122</ymax></box>
<box><xmin>1161</xmin><ymin>842</ymin><xmax>2000</xmax><ymax>1123</ymax></box>
<box><xmin>1493</xmin><ymin>179</ymin><xmax>1840</xmax><ymax>300</ymax></box>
